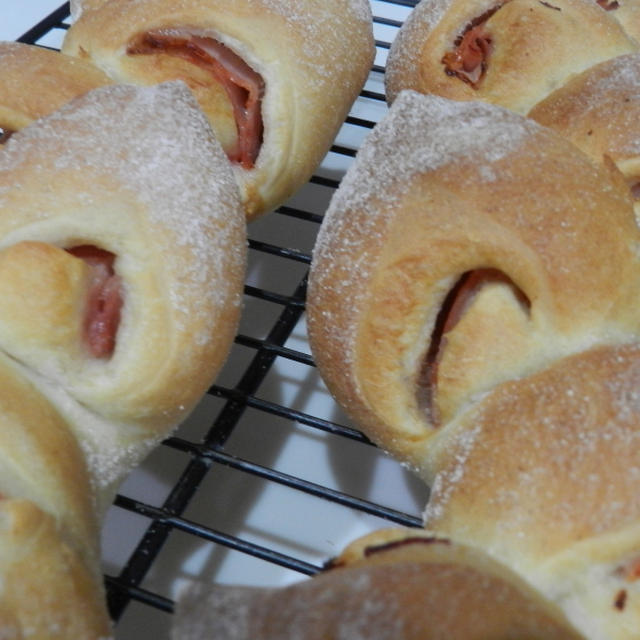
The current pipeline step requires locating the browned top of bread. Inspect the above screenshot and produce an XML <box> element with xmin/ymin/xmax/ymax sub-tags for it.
<box><xmin>0</xmin><ymin>81</ymin><xmax>246</xmax><ymax>509</ymax></box>
<box><xmin>63</xmin><ymin>0</ymin><xmax>375</xmax><ymax>219</ymax></box>
<box><xmin>529</xmin><ymin>53</ymin><xmax>640</xmax><ymax>184</ymax></box>
<box><xmin>174</xmin><ymin>528</ymin><xmax>584</xmax><ymax>639</ymax></box>
<box><xmin>423</xmin><ymin>342</ymin><xmax>640</xmax><ymax>638</ymax></box>
<box><xmin>0</xmin><ymin>42</ymin><xmax>111</xmax><ymax>132</ymax></box>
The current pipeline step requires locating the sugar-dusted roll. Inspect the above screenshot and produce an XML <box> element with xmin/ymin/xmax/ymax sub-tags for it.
<box><xmin>172</xmin><ymin>528</ymin><xmax>584</xmax><ymax>639</ymax></box>
<box><xmin>0</xmin><ymin>42</ymin><xmax>111</xmax><ymax>142</ymax></box>
<box><xmin>384</xmin><ymin>0</ymin><xmax>637</xmax><ymax>114</ymax></box>
<box><xmin>0</xmin><ymin>80</ymin><xmax>246</xmax><ymax>635</ymax></box>
<box><xmin>528</xmin><ymin>53</ymin><xmax>640</xmax><ymax>218</ymax></box>
<box><xmin>62</xmin><ymin>0</ymin><xmax>376</xmax><ymax>219</ymax></box>
<box><xmin>423</xmin><ymin>342</ymin><xmax>640</xmax><ymax>639</ymax></box>
<box><xmin>0</xmin><ymin>80</ymin><xmax>246</xmax><ymax>513</ymax></box>
<box><xmin>306</xmin><ymin>90</ymin><xmax>640</xmax><ymax>477</ymax></box>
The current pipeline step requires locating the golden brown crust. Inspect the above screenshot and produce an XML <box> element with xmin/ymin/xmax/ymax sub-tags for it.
<box><xmin>423</xmin><ymin>343</ymin><xmax>640</xmax><ymax>638</ymax></box>
<box><xmin>0</xmin><ymin>352</ymin><xmax>109</xmax><ymax>636</ymax></box>
<box><xmin>0</xmin><ymin>81</ymin><xmax>246</xmax><ymax>506</ymax></box>
<box><xmin>0</xmin><ymin>354</ymin><xmax>99</xmax><ymax>562</ymax></box>
<box><xmin>0</xmin><ymin>499</ymin><xmax>112</xmax><ymax>639</ymax></box>
<box><xmin>385</xmin><ymin>0</ymin><xmax>637</xmax><ymax>114</ymax></box>
<box><xmin>174</xmin><ymin>527</ymin><xmax>584</xmax><ymax>639</ymax></box>
<box><xmin>0</xmin><ymin>42</ymin><xmax>111</xmax><ymax>134</ymax></box>
<box><xmin>62</xmin><ymin>0</ymin><xmax>375</xmax><ymax>219</ymax></box>
<box><xmin>0</xmin><ymin>80</ymin><xmax>246</xmax><ymax>637</ymax></box>
<box><xmin>307</xmin><ymin>91</ymin><xmax>640</xmax><ymax>473</ymax></box>
<box><xmin>528</xmin><ymin>53</ymin><xmax>640</xmax><ymax>217</ymax></box>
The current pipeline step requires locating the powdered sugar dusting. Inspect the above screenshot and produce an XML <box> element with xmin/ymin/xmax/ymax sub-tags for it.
<box><xmin>1</xmin><ymin>82</ymin><xmax>245</xmax><ymax>334</ymax></box>
<box><xmin>252</xmin><ymin>0</ymin><xmax>372</xmax><ymax>26</ymax></box>
<box><xmin>319</xmin><ymin>91</ymin><xmax>537</xmax><ymax>239</ymax></box>
<box><xmin>0</xmin><ymin>82</ymin><xmax>246</xmax><ymax>497</ymax></box>
<box><xmin>424</xmin><ymin>343</ymin><xmax>640</xmax><ymax>561</ymax></box>
<box><xmin>311</xmin><ymin>91</ymin><xmax>540</xmax><ymax>358</ymax></box>
<box><xmin>558</xmin><ymin>53</ymin><xmax>640</xmax><ymax>156</ymax></box>
<box><xmin>386</xmin><ymin>0</ymin><xmax>454</xmax><ymax>97</ymax></box>
<box><xmin>423</xmin><ymin>421</ymin><xmax>481</xmax><ymax>523</ymax></box>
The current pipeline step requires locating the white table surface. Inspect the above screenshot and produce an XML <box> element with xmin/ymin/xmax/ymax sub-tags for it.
<box><xmin>2</xmin><ymin>1</ymin><xmax>66</xmax><ymax>41</ymax></box>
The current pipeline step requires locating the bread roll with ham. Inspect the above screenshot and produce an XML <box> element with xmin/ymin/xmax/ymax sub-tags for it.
<box><xmin>0</xmin><ymin>81</ymin><xmax>246</xmax><ymax>635</ymax></box>
<box><xmin>62</xmin><ymin>0</ymin><xmax>375</xmax><ymax>220</ymax></box>
<box><xmin>173</xmin><ymin>528</ymin><xmax>584</xmax><ymax>639</ymax></box>
<box><xmin>384</xmin><ymin>0</ymin><xmax>637</xmax><ymax>115</ymax></box>
<box><xmin>305</xmin><ymin>92</ymin><xmax>640</xmax><ymax>640</ymax></box>
<box><xmin>307</xmin><ymin>90</ymin><xmax>640</xmax><ymax>474</ymax></box>
<box><xmin>0</xmin><ymin>42</ymin><xmax>111</xmax><ymax>143</ymax></box>
<box><xmin>528</xmin><ymin>53</ymin><xmax>640</xmax><ymax>219</ymax></box>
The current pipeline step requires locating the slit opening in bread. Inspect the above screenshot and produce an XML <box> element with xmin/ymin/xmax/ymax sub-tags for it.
<box><xmin>417</xmin><ymin>268</ymin><xmax>531</xmax><ymax>425</ymax></box>
<box><xmin>627</xmin><ymin>177</ymin><xmax>640</xmax><ymax>201</ymax></box>
<box><xmin>66</xmin><ymin>245</ymin><xmax>122</xmax><ymax>359</ymax></box>
<box><xmin>0</xmin><ymin>128</ymin><xmax>14</xmax><ymax>145</ymax></box>
<box><xmin>126</xmin><ymin>29</ymin><xmax>265</xmax><ymax>169</ymax></box>
<box><xmin>596</xmin><ymin>0</ymin><xmax>620</xmax><ymax>10</ymax></box>
<box><xmin>441</xmin><ymin>3</ymin><xmax>505</xmax><ymax>87</ymax></box>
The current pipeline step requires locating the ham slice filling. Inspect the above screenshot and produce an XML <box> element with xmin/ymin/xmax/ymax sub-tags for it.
<box><xmin>127</xmin><ymin>30</ymin><xmax>265</xmax><ymax>169</ymax></box>
<box><xmin>442</xmin><ymin>5</ymin><xmax>504</xmax><ymax>87</ymax></box>
<box><xmin>0</xmin><ymin>128</ymin><xmax>14</xmax><ymax>144</ymax></box>
<box><xmin>67</xmin><ymin>245</ymin><xmax>122</xmax><ymax>359</ymax></box>
<box><xmin>418</xmin><ymin>269</ymin><xmax>530</xmax><ymax>425</ymax></box>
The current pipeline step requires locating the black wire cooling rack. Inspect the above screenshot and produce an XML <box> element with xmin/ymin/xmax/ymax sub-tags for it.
<box><xmin>16</xmin><ymin>2</ymin><xmax>430</xmax><ymax>637</ymax></box>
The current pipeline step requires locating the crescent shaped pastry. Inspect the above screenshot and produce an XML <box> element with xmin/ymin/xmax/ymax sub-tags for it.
<box><xmin>423</xmin><ymin>342</ymin><xmax>640</xmax><ymax>639</ymax></box>
<box><xmin>306</xmin><ymin>90</ymin><xmax>640</xmax><ymax>477</ymax></box>
<box><xmin>384</xmin><ymin>0</ymin><xmax>637</xmax><ymax>114</ymax></box>
<box><xmin>0</xmin><ymin>80</ymin><xmax>246</xmax><ymax>511</ymax></box>
<box><xmin>0</xmin><ymin>80</ymin><xmax>246</xmax><ymax>635</ymax></box>
<box><xmin>0</xmin><ymin>42</ymin><xmax>111</xmax><ymax>142</ymax></box>
<box><xmin>528</xmin><ymin>53</ymin><xmax>640</xmax><ymax>219</ymax></box>
<box><xmin>172</xmin><ymin>528</ymin><xmax>584</xmax><ymax>639</ymax></box>
<box><xmin>0</xmin><ymin>357</ymin><xmax>110</xmax><ymax>638</ymax></box>
<box><xmin>62</xmin><ymin>0</ymin><xmax>376</xmax><ymax>219</ymax></box>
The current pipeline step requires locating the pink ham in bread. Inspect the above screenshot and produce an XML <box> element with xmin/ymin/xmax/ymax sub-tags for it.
<box><xmin>127</xmin><ymin>30</ymin><xmax>264</xmax><ymax>169</ymax></box>
<box><xmin>385</xmin><ymin>0</ymin><xmax>637</xmax><ymax>115</ymax></box>
<box><xmin>66</xmin><ymin>245</ymin><xmax>122</xmax><ymax>359</ymax></box>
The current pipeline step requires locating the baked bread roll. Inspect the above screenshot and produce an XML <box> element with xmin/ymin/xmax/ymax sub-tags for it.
<box><xmin>0</xmin><ymin>42</ymin><xmax>111</xmax><ymax>142</ymax></box>
<box><xmin>423</xmin><ymin>342</ymin><xmax>640</xmax><ymax>639</ymax></box>
<box><xmin>0</xmin><ymin>80</ymin><xmax>246</xmax><ymax>635</ymax></box>
<box><xmin>172</xmin><ymin>528</ymin><xmax>584</xmax><ymax>639</ymax></box>
<box><xmin>384</xmin><ymin>0</ymin><xmax>638</xmax><ymax>114</ymax></box>
<box><xmin>62</xmin><ymin>0</ymin><xmax>375</xmax><ymax>219</ymax></box>
<box><xmin>307</xmin><ymin>90</ymin><xmax>640</xmax><ymax>475</ymax></box>
<box><xmin>528</xmin><ymin>53</ymin><xmax>640</xmax><ymax>219</ymax></box>
<box><xmin>306</xmin><ymin>92</ymin><xmax>640</xmax><ymax>639</ymax></box>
